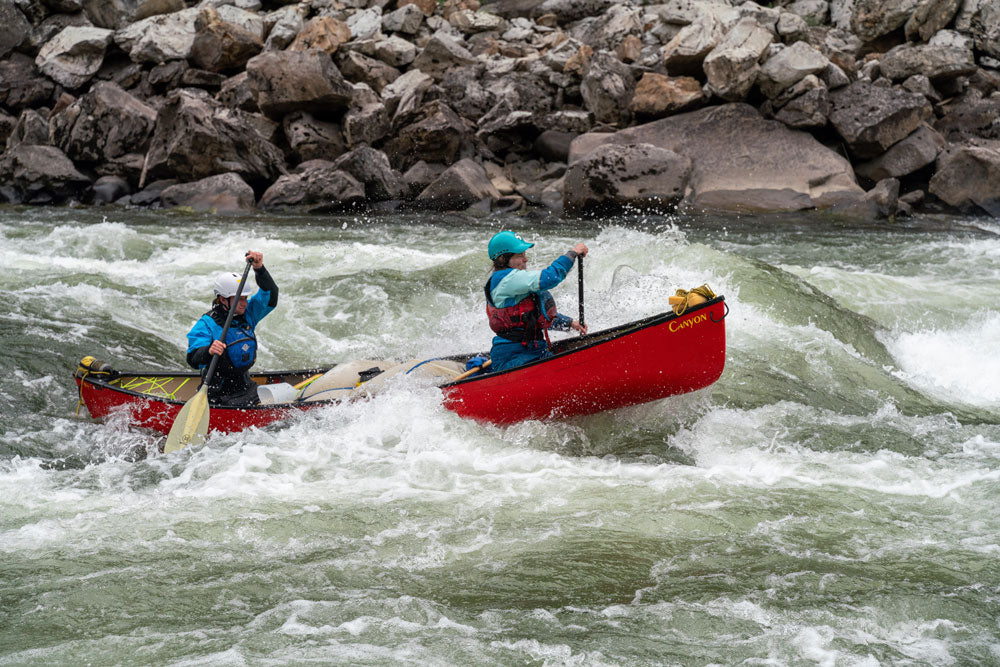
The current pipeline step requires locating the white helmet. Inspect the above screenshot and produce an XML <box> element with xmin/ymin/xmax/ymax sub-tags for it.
<box><xmin>213</xmin><ymin>272</ymin><xmax>255</xmax><ymax>299</ymax></box>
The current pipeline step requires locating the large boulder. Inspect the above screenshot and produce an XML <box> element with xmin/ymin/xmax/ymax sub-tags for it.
<box><xmin>568</xmin><ymin>103</ymin><xmax>863</xmax><ymax>212</ymax></box>
<box><xmin>877</xmin><ymin>43</ymin><xmax>978</xmax><ymax>82</ymax></box>
<box><xmin>189</xmin><ymin>7</ymin><xmax>263</xmax><ymax>72</ymax></box>
<box><xmin>416</xmin><ymin>158</ymin><xmax>502</xmax><ymax>210</ymax></box>
<box><xmin>0</xmin><ymin>0</ymin><xmax>31</xmax><ymax>59</ymax></box>
<box><xmin>0</xmin><ymin>53</ymin><xmax>56</xmax><ymax>111</ymax></box>
<box><xmin>383</xmin><ymin>100</ymin><xmax>474</xmax><ymax>170</ymax></box>
<box><xmin>580</xmin><ymin>50</ymin><xmax>635</xmax><ymax>126</ymax></box>
<box><xmin>0</xmin><ymin>144</ymin><xmax>92</xmax><ymax>204</ymax></box>
<box><xmin>144</xmin><ymin>89</ymin><xmax>286</xmax><ymax>190</ymax></box>
<box><xmin>563</xmin><ymin>142</ymin><xmax>692</xmax><ymax>215</ymax></box>
<box><xmin>159</xmin><ymin>172</ymin><xmax>256</xmax><ymax>212</ymax></box>
<box><xmin>332</xmin><ymin>146</ymin><xmax>406</xmax><ymax>201</ymax></box>
<box><xmin>50</xmin><ymin>81</ymin><xmax>156</xmax><ymax>164</ymax></box>
<box><xmin>703</xmin><ymin>17</ymin><xmax>774</xmax><ymax>102</ymax></box>
<box><xmin>854</xmin><ymin>123</ymin><xmax>945</xmax><ymax>180</ymax></box>
<box><xmin>35</xmin><ymin>26</ymin><xmax>114</xmax><ymax>90</ymax></box>
<box><xmin>929</xmin><ymin>141</ymin><xmax>1000</xmax><ymax>216</ymax></box>
<box><xmin>245</xmin><ymin>50</ymin><xmax>354</xmax><ymax>120</ymax></box>
<box><xmin>113</xmin><ymin>7</ymin><xmax>200</xmax><ymax>63</ymax></box>
<box><xmin>829</xmin><ymin>80</ymin><xmax>932</xmax><ymax>158</ymax></box>
<box><xmin>259</xmin><ymin>160</ymin><xmax>365</xmax><ymax>210</ymax></box>
<box><xmin>82</xmin><ymin>0</ymin><xmax>186</xmax><ymax>29</ymax></box>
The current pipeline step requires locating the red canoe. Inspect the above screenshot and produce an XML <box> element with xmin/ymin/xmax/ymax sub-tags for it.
<box><xmin>74</xmin><ymin>296</ymin><xmax>727</xmax><ymax>434</ymax></box>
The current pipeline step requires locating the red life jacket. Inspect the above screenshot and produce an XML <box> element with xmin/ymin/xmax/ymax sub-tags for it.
<box><xmin>484</xmin><ymin>276</ymin><xmax>558</xmax><ymax>344</ymax></box>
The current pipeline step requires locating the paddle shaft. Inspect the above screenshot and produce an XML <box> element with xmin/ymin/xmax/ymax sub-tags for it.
<box><xmin>201</xmin><ymin>258</ymin><xmax>253</xmax><ymax>389</ymax></box>
<box><xmin>577</xmin><ymin>255</ymin><xmax>585</xmax><ymax>329</ymax></box>
<box><xmin>454</xmin><ymin>359</ymin><xmax>491</xmax><ymax>382</ymax></box>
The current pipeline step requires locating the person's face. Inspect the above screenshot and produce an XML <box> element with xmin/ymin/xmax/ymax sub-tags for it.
<box><xmin>224</xmin><ymin>295</ymin><xmax>249</xmax><ymax>314</ymax></box>
<box><xmin>508</xmin><ymin>252</ymin><xmax>527</xmax><ymax>270</ymax></box>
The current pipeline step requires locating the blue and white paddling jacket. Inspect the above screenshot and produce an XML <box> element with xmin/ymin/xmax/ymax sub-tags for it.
<box><xmin>486</xmin><ymin>250</ymin><xmax>578</xmax><ymax>372</ymax></box>
<box><xmin>186</xmin><ymin>265</ymin><xmax>278</xmax><ymax>397</ymax></box>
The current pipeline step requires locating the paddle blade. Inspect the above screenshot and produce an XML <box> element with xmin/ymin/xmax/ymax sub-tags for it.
<box><xmin>164</xmin><ymin>386</ymin><xmax>210</xmax><ymax>453</ymax></box>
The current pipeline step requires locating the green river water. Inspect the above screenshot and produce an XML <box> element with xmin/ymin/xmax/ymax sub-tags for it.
<box><xmin>1</xmin><ymin>206</ymin><xmax>998</xmax><ymax>665</ymax></box>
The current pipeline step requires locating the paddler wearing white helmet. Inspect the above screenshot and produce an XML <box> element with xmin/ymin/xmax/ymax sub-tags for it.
<box><xmin>185</xmin><ymin>250</ymin><xmax>279</xmax><ymax>407</ymax></box>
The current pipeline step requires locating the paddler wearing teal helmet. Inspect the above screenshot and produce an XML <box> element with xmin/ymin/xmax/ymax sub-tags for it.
<box><xmin>483</xmin><ymin>231</ymin><xmax>588</xmax><ymax>372</ymax></box>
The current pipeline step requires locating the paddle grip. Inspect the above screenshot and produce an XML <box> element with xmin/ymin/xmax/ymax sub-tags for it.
<box><xmin>202</xmin><ymin>258</ymin><xmax>253</xmax><ymax>388</ymax></box>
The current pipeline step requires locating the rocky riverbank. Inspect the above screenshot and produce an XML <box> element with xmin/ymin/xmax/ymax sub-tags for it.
<box><xmin>0</xmin><ymin>0</ymin><xmax>998</xmax><ymax>218</ymax></box>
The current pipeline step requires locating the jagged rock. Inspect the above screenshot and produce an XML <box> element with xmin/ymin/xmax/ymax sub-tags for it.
<box><xmin>901</xmin><ymin>73</ymin><xmax>941</xmax><ymax>100</ymax></box>
<box><xmin>854</xmin><ymin>123</ymin><xmax>944</xmax><ymax>180</ymax></box>
<box><xmin>831</xmin><ymin>177</ymin><xmax>900</xmax><ymax>219</ymax></box>
<box><xmin>160</xmin><ymin>172</ymin><xmax>256</xmax><ymax>211</ymax></box>
<box><xmin>878</xmin><ymin>43</ymin><xmax>978</xmax><ymax>82</ymax></box>
<box><xmin>0</xmin><ymin>52</ymin><xmax>56</xmax><ymax>111</ymax></box>
<box><xmin>144</xmin><ymin>88</ymin><xmax>286</xmax><ymax>189</ymax></box>
<box><xmin>245</xmin><ymin>49</ymin><xmax>354</xmax><ymax>120</ymax></box>
<box><xmin>403</xmin><ymin>160</ymin><xmax>447</xmax><ymax>197</ymax></box>
<box><xmin>0</xmin><ymin>110</ymin><xmax>14</xmax><ymax>148</ymax></box>
<box><xmin>929</xmin><ymin>140</ymin><xmax>1000</xmax><ymax>215</ymax></box>
<box><xmin>537</xmin><ymin>0</ymin><xmax>615</xmax><ymax>23</ymax></box>
<box><xmin>416</xmin><ymin>157</ymin><xmax>501</xmax><ymax>209</ymax></box>
<box><xmin>449</xmin><ymin>9</ymin><xmax>507</xmax><ymax>33</ymax></box>
<box><xmin>6</xmin><ymin>109</ymin><xmax>51</xmax><ymax>151</ymax></box>
<box><xmin>399</xmin><ymin>0</ymin><xmax>437</xmax><ymax>17</ymax></box>
<box><xmin>380</xmin><ymin>69</ymin><xmax>434</xmax><ymax>119</ymax></box>
<box><xmin>35</xmin><ymin>26</ymin><xmax>114</xmax><ymax>90</ymax></box>
<box><xmin>91</xmin><ymin>174</ymin><xmax>130</xmax><ymax>203</ymax></box>
<box><xmin>113</xmin><ymin>7</ymin><xmax>200</xmax><ymax>63</ymax></box>
<box><xmin>935</xmin><ymin>94</ymin><xmax>1000</xmax><ymax>142</ymax></box>
<box><xmin>383</xmin><ymin>100</ymin><xmax>473</xmax><ymax>170</ymax></box>
<box><xmin>757</xmin><ymin>41</ymin><xmax>831</xmax><ymax>99</ymax></box>
<box><xmin>784</xmin><ymin>0</ymin><xmax>828</xmax><ymax>26</ymax></box>
<box><xmin>50</xmin><ymin>81</ymin><xmax>156</xmax><ymax>163</ymax></box>
<box><xmin>28</xmin><ymin>12</ymin><xmax>93</xmax><ymax>57</ymax></box>
<box><xmin>776</xmin><ymin>11</ymin><xmax>810</xmax><ymax>43</ymax></box>
<box><xmin>851</xmin><ymin>0</ymin><xmax>921</xmax><ymax>42</ymax></box>
<box><xmin>189</xmin><ymin>7</ymin><xmax>263</xmax><ymax>72</ymax></box>
<box><xmin>967</xmin><ymin>0</ymin><xmax>1000</xmax><ymax>59</ymax></box>
<box><xmin>775</xmin><ymin>87</ymin><xmax>830</xmax><ymax>128</ymax></box>
<box><xmin>217</xmin><ymin>71</ymin><xmax>257</xmax><ymax>111</ymax></box>
<box><xmin>563</xmin><ymin>142</ymin><xmax>692</xmax><ymax>215</ymax></box>
<box><xmin>344</xmin><ymin>97</ymin><xmax>390</xmax><ymax>148</ymax></box>
<box><xmin>829</xmin><ymin>80</ymin><xmax>932</xmax><ymax>158</ymax></box>
<box><xmin>282</xmin><ymin>111</ymin><xmax>346</xmax><ymax>164</ymax></box>
<box><xmin>0</xmin><ymin>144</ymin><xmax>92</xmax><ymax>203</ymax></box>
<box><xmin>569</xmin><ymin>103</ymin><xmax>863</xmax><ymax>212</ymax></box>
<box><xmin>288</xmin><ymin>16</ymin><xmax>351</xmax><ymax>54</ymax></box>
<box><xmin>82</xmin><ymin>0</ymin><xmax>185</xmax><ymax>30</ymax></box>
<box><xmin>263</xmin><ymin>5</ymin><xmax>306</xmax><ymax>51</ymax></box>
<box><xmin>412</xmin><ymin>32</ymin><xmax>476</xmax><ymax>80</ymax></box>
<box><xmin>332</xmin><ymin>145</ymin><xmax>405</xmax><ymax>201</ymax></box>
<box><xmin>347</xmin><ymin>7</ymin><xmax>384</xmax><ymax>41</ymax></box>
<box><xmin>630</xmin><ymin>73</ymin><xmax>704</xmax><ymax>118</ymax></box>
<box><xmin>476</xmin><ymin>102</ymin><xmax>542</xmax><ymax>156</ymax></box>
<box><xmin>703</xmin><ymin>17</ymin><xmax>774</xmax><ymax>102</ymax></box>
<box><xmin>0</xmin><ymin>0</ymin><xmax>32</xmax><ymax>58</ymax></box>
<box><xmin>663</xmin><ymin>13</ymin><xmax>724</xmax><ymax>77</ymax></box>
<box><xmin>259</xmin><ymin>160</ymin><xmax>365</xmax><ymax>209</ymax></box>
<box><xmin>581</xmin><ymin>50</ymin><xmax>635</xmax><ymax>126</ymax></box>
<box><xmin>569</xmin><ymin>4</ymin><xmax>643</xmax><ymax>51</ymax></box>
<box><xmin>383</xmin><ymin>4</ymin><xmax>424</xmax><ymax>34</ymax></box>
<box><xmin>905</xmin><ymin>0</ymin><xmax>962</xmax><ymax>42</ymax></box>
<box><xmin>338</xmin><ymin>50</ymin><xmax>400</xmax><ymax>94</ymax></box>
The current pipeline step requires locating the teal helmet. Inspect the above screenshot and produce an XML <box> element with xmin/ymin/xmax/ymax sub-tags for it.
<box><xmin>488</xmin><ymin>230</ymin><xmax>534</xmax><ymax>260</ymax></box>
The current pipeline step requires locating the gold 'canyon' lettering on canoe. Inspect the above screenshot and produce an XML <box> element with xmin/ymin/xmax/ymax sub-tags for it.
<box><xmin>669</xmin><ymin>313</ymin><xmax>709</xmax><ymax>333</ymax></box>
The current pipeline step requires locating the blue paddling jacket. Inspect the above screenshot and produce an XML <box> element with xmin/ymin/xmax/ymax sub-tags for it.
<box><xmin>186</xmin><ymin>266</ymin><xmax>278</xmax><ymax>400</ymax></box>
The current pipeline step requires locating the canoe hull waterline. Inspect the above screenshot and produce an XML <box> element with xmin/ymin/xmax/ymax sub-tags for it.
<box><xmin>74</xmin><ymin>297</ymin><xmax>727</xmax><ymax>434</ymax></box>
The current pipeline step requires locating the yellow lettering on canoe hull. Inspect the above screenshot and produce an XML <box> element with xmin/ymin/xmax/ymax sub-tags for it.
<box><xmin>668</xmin><ymin>312</ymin><xmax>709</xmax><ymax>333</ymax></box>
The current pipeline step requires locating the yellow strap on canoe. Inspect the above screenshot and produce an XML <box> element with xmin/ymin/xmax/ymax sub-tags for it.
<box><xmin>669</xmin><ymin>284</ymin><xmax>717</xmax><ymax>316</ymax></box>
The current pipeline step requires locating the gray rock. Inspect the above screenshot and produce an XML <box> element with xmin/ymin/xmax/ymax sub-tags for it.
<box><xmin>0</xmin><ymin>1</ymin><xmax>31</xmax><ymax>59</ymax></box>
<box><xmin>332</xmin><ymin>146</ymin><xmax>405</xmax><ymax>201</ymax></box>
<box><xmin>383</xmin><ymin>3</ymin><xmax>424</xmax><ymax>34</ymax></box>
<box><xmin>568</xmin><ymin>103</ymin><xmax>863</xmax><ymax>212</ymax></box>
<box><xmin>91</xmin><ymin>175</ymin><xmax>131</xmax><ymax>204</ymax></box>
<box><xmin>113</xmin><ymin>7</ymin><xmax>200</xmax><ymax>63</ymax></box>
<box><xmin>569</xmin><ymin>4</ymin><xmax>643</xmax><ymax>52</ymax></box>
<box><xmin>878</xmin><ymin>43</ymin><xmax>978</xmax><ymax>82</ymax></box>
<box><xmin>144</xmin><ymin>88</ymin><xmax>286</xmax><ymax>190</ymax></box>
<box><xmin>245</xmin><ymin>49</ymin><xmax>354</xmax><ymax>120</ymax></box>
<box><xmin>6</xmin><ymin>109</ymin><xmax>51</xmax><ymax>151</ymax></box>
<box><xmin>563</xmin><ymin>142</ymin><xmax>692</xmax><ymax>215</ymax></box>
<box><xmin>775</xmin><ymin>87</ymin><xmax>830</xmax><ymax>128</ymax></box>
<box><xmin>259</xmin><ymin>161</ymin><xmax>365</xmax><ymax>210</ymax></box>
<box><xmin>35</xmin><ymin>26</ymin><xmax>114</xmax><ymax>90</ymax></box>
<box><xmin>282</xmin><ymin>111</ymin><xmax>346</xmax><ymax>164</ymax></box>
<box><xmin>160</xmin><ymin>172</ymin><xmax>256</xmax><ymax>212</ymax></box>
<box><xmin>829</xmin><ymin>80</ymin><xmax>932</xmax><ymax>158</ymax></box>
<box><xmin>189</xmin><ymin>7</ymin><xmax>263</xmax><ymax>73</ymax></box>
<box><xmin>50</xmin><ymin>80</ymin><xmax>157</xmax><ymax>162</ymax></box>
<box><xmin>662</xmin><ymin>13</ymin><xmax>724</xmax><ymax>76</ymax></box>
<box><xmin>0</xmin><ymin>52</ymin><xmax>56</xmax><ymax>111</ymax></box>
<box><xmin>412</xmin><ymin>31</ymin><xmax>476</xmax><ymax>80</ymax></box>
<box><xmin>0</xmin><ymin>144</ymin><xmax>92</xmax><ymax>203</ymax></box>
<box><xmin>904</xmin><ymin>0</ymin><xmax>962</xmax><ymax>42</ymax></box>
<box><xmin>417</xmin><ymin>157</ymin><xmax>502</xmax><ymax>210</ymax></box>
<box><xmin>935</xmin><ymin>94</ymin><xmax>1000</xmax><ymax>142</ymax></box>
<box><xmin>703</xmin><ymin>17</ymin><xmax>774</xmax><ymax>102</ymax></box>
<box><xmin>757</xmin><ymin>41</ymin><xmax>831</xmax><ymax>99</ymax></box>
<box><xmin>854</xmin><ymin>123</ymin><xmax>944</xmax><ymax>180</ymax></box>
<box><xmin>851</xmin><ymin>0</ymin><xmax>921</xmax><ymax>42</ymax></box>
<box><xmin>581</xmin><ymin>50</ymin><xmax>635</xmax><ymax>126</ymax></box>
<box><xmin>929</xmin><ymin>140</ymin><xmax>1000</xmax><ymax>215</ymax></box>
<box><xmin>82</xmin><ymin>0</ymin><xmax>185</xmax><ymax>29</ymax></box>
<box><xmin>383</xmin><ymin>100</ymin><xmax>473</xmax><ymax>170</ymax></box>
